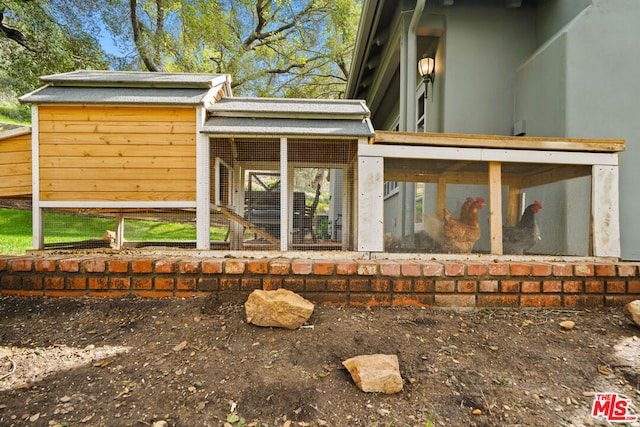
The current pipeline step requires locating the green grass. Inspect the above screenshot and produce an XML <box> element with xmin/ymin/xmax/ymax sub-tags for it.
<box><xmin>0</xmin><ymin>208</ymin><xmax>228</xmax><ymax>254</ymax></box>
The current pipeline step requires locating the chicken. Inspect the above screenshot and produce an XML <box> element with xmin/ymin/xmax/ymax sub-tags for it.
<box><xmin>502</xmin><ymin>200</ymin><xmax>542</xmax><ymax>255</ymax></box>
<box><xmin>423</xmin><ymin>197</ymin><xmax>485</xmax><ymax>253</ymax></box>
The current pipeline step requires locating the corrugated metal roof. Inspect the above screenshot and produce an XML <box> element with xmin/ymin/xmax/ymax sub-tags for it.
<box><xmin>20</xmin><ymin>86</ymin><xmax>210</xmax><ymax>105</ymax></box>
<box><xmin>39</xmin><ymin>70</ymin><xmax>226</xmax><ymax>89</ymax></box>
<box><xmin>209</xmin><ymin>97</ymin><xmax>370</xmax><ymax>119</ymax></box>
<box><xmin>202</xmin><ymin>116</ymin><xmax>374</xmax><ymax>137</ymax></box>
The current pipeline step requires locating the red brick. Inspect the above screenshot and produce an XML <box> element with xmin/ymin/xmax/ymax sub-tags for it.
<box><xmin>177</xmin><ymin>260</ymin><xmax>199</xmax><ymax>274</ymax></box>
<box><xmin>401</xmin><ymin>263</ymin><xmax>421</xmax><ymax>277</ymax></box>
<box><xmin>313</xmin><ymin>262</ymin><xmax>335</xmax><ymax>276</ymax></box>
<box><xmin>306</xmin><ymin>279</ymin><xmax>326</xmax><ymax>292</ymax></box>
<box><xmin>350</xmin><ymin>293</ymin><xmax>391</xmax><ymax>307</ymax></box>
<box><xmin>563</xmin><ymin>281</ymin><xmax>583</xmax><ymax>293</ymax></box>
<box><xmin>618</xmin><ymin>264</ymin><xmax>638</xmax><ymax>277</ymax></box>
<box><xmin>606</xmin><ymin>281</ymin><xmax>626</xmax><ymax>294</ymax></box>
<box><xmin>58</xmin><ymin>259</ymin><xmax>80</xmax><ymax>273</ymax></box>
<box><xmin>132</xmin><ymin>259</ymin><xmax>153</xmax><ymax>273</ymax></box>
<box><xmin>11</xmin><ymin>258</ymin><xmax>33</xmax><ymax>272</ymax></box>
<box><xmin>307</xmin><ymin>293</ymin><xmax>347</xmax><ymax>306</ymax></box>
<box><xmin>88</xmin><ymin>277</ymin><xmax>108</xmax><ymax>290</ymax></box>
<box><xmin>89</xmin><ymin>291</ymin><xmax>128</xmax><ymax>298</ymax></box>
<box><xmin>628</xmin><ymin>281</ymin><xmax>640</xmax><ymax>294</ymax></box>
<box><xmin>564</xmin><ymin>295</ymin><xmax>604</xmax><ymax>308</ymax></box>
<box><xmin>247</xmin><ymin>260</ymin><xmax>269</xmax><ymax>274</ymax></box>
<box><xmin>263</xmin><ymin>278</ymin><xmax>282</xmax><ymax>290</ymax></box>
<box><xmin>479</xmin><ymin>280</ymin><xmax>498</xmax><ymax>293</ymax></box>
<box><xmin>595</xmin><ymin>263</ymin><xmax>616</xmax><ymax>277</ymax></box>
<box><xmin>574</xmin><ymin>264</ymin><xmax>594</xmax><ymax>277</ymax></box>
<box><xmin>488</xmin><ymin>263</ymin><xmax>509</xmax><ymax>276</ymax></box>
<box><xmin>356</xmin><ymin>261</ymin><xmax>378</xmax><ymax>276</ymax></box>
<box><xmin>241</xmin><ymin>278</ymin><xmax>260</xmax><ymax>291</ymax></box>
<box><xmin>108</xmin><ymin>260</ymin><xmax>129</xmax><ymax>273</ymax></box>
<box><xmin>457</xmin><ymin>280</ymin><xmax>477</xmax><ymax>293</ymax></box>
<box><xmin>36</xmin><ymin>259</ymin><xmax>57</xmax><ymax>272</ymax></box>
<box><xmin>177</xmin><ymin>277</ymin><xmax>197</xmax><ymax>291</ymax></box>
<box><xmin>132</xmin><ymin>278</ymin><xmax>152</xmax><ymax>290</ymax></box>
<box><xmin>154</xmin><ymin>278</ymin><xmax>175</xmax><ymax>291</ymax></box>
<box><xmin>220</xmin><ymin>278</ymin><xmax>240</xmax><ymax>291</ymax></box>
<box><xmin>350</xmin><ymin>279</ymin><xmax>370</xmax><ymax>292</ymax></box>
<box><xmin>2</xmin><ymin>290</ymin><xmax>43</xmax><ymax>297</ymax></box>
<box><xmin>44</xmin><ymin>277</ymin><xmax>64</xmax><ymax>290</ymax></box>
<box><xmin>542</xmin><ymin>280</ymin><xmax>562</xmax><ymax>293</ymax></box>
<box><xmin>22</xmin><ymin>277</ymin><xmax>42</xmax><ymax>290</ymax></box>
<box><xmin>225</xmin><ymin>260</ymin><xmax>246</xmax><ymax>274</ymax></box>
<box><xmin>605</xmin><ymin>295</ymin><xmax>638</xmax><ymax>306</ymax></box>
<box><xmin>477</xmin><ymin>295</ymin><xmax>519</xmax><ymax>307</ymax></box>
<box><xmin>435</xmin><ymin>280</ymin><xmax>455</xmax><ymax>293</ymax></box>
<box><xmin>501</xmin><ymin>280</ymin><xmax>520</xmax><ymax>293</ymax></box>
<box><xmin>553</xmin><ymin>264</ymin><xmax>573</xmax><ymax>277</ymax></box>
<box><xmin>197</xmin><ymin>277</ymin><xmax>219</xmax><ymax>291</ymax></box>
<box><xmin>521</xmin><ymin>295</ymin><xmax>561</xmax><ymax>307</ymax></box>
<box><xmin>444</xmin><ymin>263</ymin><xmax>464</xmax><ymax>276</ymax></box>
<box><xmin>392</xmin><ymin>295</ymin><xmax>432</xmax><ymax>307</ymax></box>
<box><xmin>435</xmin><ymin>294</ymin><xmax>476</xmax><ymax>307</ymax></box>
<box><xmin>327</xmin><ymin>279</ymin><xmax>347</xmax><ymax>292</ymax></box>
<box><xmin>45</xmin><ymin>291</ymin><xmax>85</xmax><ymax>297</ymax></box>
<box><xmin>283</xmin><ymin>278</ymin><xmax>305</xmax><ymax>291</ymax></box>
<box><xmin>521</xmin><ymin>281</ymin><xmax>540</xmax><ymax>293</ymax></box>
<box><xmin>379</xmin><ymin>261</ymin><xmax>400</xmax><ymax>277</ymax></box>
<box><xmin>0</xmin><ymin>275</ymin><xmax>19</xmax><ymax>289</ymax></box>
<box><xmin>111</xmin><ymin>277</ymin><xmax>130</xmax><ymax>290</ymax></box>
<box><xmin>393</xmin><ymin>279</ymin><xmax>412</xmax><ymax>293</ymax></box>
<box><xmin>335</xmin><ymin>261</ymin><xmax>356</xmax><ymax>275</ymax></box>
<box><xmin>66</xmin><ymin>277</ymin><xmax>86</xmax><ymax>290</ymax></box>
<box><xmin>531</xmin><ymin>263</ymin><xmax>552</xmax><ymax>277</ymax></box>
<box><xmin>83</xmin><ymin>259</ymin><xmax>106</xmax><ymax>273</ymax></box>
<box><xmin>371</xmin><ymin>279</ymin><xmax>391</xmax><ymax>292</ymax></box>
<box><xmin>422</xmin><ymin>262</ymin><xmax>443</xmax><ymax>277</ymax></box>
<box><xmin>0</xmin><ymin>258</ymin><xmax>7</xmax><ymax>271</ymax></box>
<box><xmin>466</xmin><ymin>263</ymin><xmax>487</xmax><ymax>276</ymax></box>
<box><xmin>510</xmin><ymin>263</ymin><xmax>531</xmax><ymax>276</ymax></box>
<box><xmin>202</xmin><ymin>259</ymin><xmax>223</xmax><ymax>274</ymax></box>
<box><xmin>291</xmin><ymin>260</ymin><xmax>312</xmax><ymax>275</ymax></box>
<box><xmin>155</xmin><ymin>260</ymin><xmax>176</xmax><ymax>273</ymax></box>
<box><xmin>414</xmin><ymin>279</ymin><xmax>435</xmax><ymax>293</ymax></box>
<box><xmin>269</xmin><ymin>260</ymin><xmax>290</xmax><ymax>275</ymax></box>
<box><xmin>585</xmin><ymin>280</ymin><xmax>604</xmax><ymax>293</ymax></box>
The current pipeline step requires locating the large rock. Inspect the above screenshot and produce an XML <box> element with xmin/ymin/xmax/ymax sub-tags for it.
<box><xmin>624</xmin><ymin>300</ymin><xmax>640</xmax><ymax>327</ymax></box>
<box><xmin>245</xmin><ymin>289</ymin><xmax>314</xmax><ymax>329</ymax></box>
<box><xmin>342</xmin><ymin>354</ymin><xmax>403</xmax><ymax>394</ymax></box>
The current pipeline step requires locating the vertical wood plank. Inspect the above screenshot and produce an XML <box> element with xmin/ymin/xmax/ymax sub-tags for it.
<box><xmin>31</xmin><ymin>106</ymin><xmax>42</xmax><ymax>250</ymax></box>
<box><xmin>280</xmin><ymin>138</ymin><xmax>288</xmax><ymax>251</ymax></box>
<box><xmin>195</xmin><ymin>107</ymin><xmax>210</xmax><ymax>250</ymax></box>
<box><xmin>357</xmin><ymin>156</ymin><xmax>384</xmax><ymax>251</ymax></box>
<box><xmin>592</xmin><ymin>165</ymin><xmax>620</xmax><ymax>257</ymax></box>
<box><xmin>506</xmin><ymin>178</ymin><xmax>521</xmax><ymax>226</ymax></box>
<box><xmin>436</xmin><ymin>177</ymin><xmax>447</xmax><ymax>218</ymax></box>
<box><xmin>489</xmin><ymin>161</ymin><xmax>503</xmax><ymax>254</ymax></box>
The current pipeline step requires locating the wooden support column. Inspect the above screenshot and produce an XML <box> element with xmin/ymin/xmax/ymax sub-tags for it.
<box><xmin>280</xmin><ymin>137</ymin><xmax>289</xmax><ymax>251</ymax></box>
<box><xmin>488</xmin><ymin>161</ymin><xmax>503</xmax><ymax>254</ymax></box>
<box><xmin>357</xmin><ymin>156</ymin><xmax>384</xmax><ymax>251</ymax></box>
<box><xmin>195</xmin><ymin>107</ymin><xmax>210</xmax><ymax>250</ymax></box>
<box><xmin>436</xmin><ymin>177</ymin><xmax>447</xmax><ymax>218</ymax></box>
<box><xmin>591</xmin><ymin>165</ymin><xmax>620</xmax><ymax>257</ymax></box>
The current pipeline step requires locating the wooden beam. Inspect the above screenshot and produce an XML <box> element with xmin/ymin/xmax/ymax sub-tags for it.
<box><xmin>373</xmin><ymin>131</ymin><xmax>625</xmax><ymax>153</ymax></box>
<box><xmin>488</xmin><ymin>162</ymin><xmax>503</xmax><ymax>254</ymax></box>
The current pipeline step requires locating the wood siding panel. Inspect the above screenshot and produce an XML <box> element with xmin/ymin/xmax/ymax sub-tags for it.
<box><xmin>38</xmin><ymin>105</ymin><xmax>197</xmax><ymax>202</ymax></box>
<box><xmin>0</xmin><ymin>133</ymin><xmax>32</xmax><ymax>197</ymax></box>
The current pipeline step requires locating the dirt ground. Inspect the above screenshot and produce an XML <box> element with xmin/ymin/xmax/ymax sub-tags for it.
<box><xmin>0</xmin><ymin>295</ymin><xmax>639</xmax><ymax>427</ymax></box>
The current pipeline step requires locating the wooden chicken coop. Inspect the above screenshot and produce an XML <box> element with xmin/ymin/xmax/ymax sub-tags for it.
<box><xmin>358</xmin><ymin>131</ymin><xmax>624</xmax><ymax>258</ymax></box>
<box><xmin>0</xmin><ymin>126</ymin><xmax>32</xmax><ymax>199</ymax></box>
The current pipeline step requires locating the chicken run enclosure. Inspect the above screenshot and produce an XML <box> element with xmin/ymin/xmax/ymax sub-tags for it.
<box><xmin>3</xmin><ymin>71</ymin><xmax>624</xmax><ymax>258</ymax></box>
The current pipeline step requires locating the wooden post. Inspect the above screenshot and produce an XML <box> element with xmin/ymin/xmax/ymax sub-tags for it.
<box><xmin>357</xmin><ymin>156</ymin><xmax>384</xmax><ymax>251</ymax></box>
<box><xmin>591</xmin><ymin>165</ymin><xmax>620</xmax><ymax>257</ymax></box>
<box><xmin>488</xmin><ymin>161</ymin><xmax>503</xmax><ymax>254</ymax></box>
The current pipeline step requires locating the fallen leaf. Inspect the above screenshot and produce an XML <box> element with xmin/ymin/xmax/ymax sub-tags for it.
<box><xmin>93</xmin><ymin>359</ymin><xmax>114</xmax><ymax>368</ymax></box>
<box><xmin>172</xmin><ymin>341</ymin><xmax>188</xmax><ymax>352</ymax></box>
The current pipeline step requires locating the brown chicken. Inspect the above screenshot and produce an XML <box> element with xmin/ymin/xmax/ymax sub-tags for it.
<box><xmin>423</xmin><ymin>197</ymin><xmax>485</xmax><ymax>253</ymax></box>
<box><xmin>502</xmin><ymin>200</ymin><xmax>542</xmax><ymax>254</ymax></box>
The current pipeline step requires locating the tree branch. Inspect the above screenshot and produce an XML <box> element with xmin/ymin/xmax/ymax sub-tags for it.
<box><xmin>0</xmin><ymin>7</ymin><xmax>39</xmax><ymax>53</ymax></box>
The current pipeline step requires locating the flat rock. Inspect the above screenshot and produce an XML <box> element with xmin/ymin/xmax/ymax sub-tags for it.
<box><xmin>245</xmin><ymin>289</ymin><xmax>314</xmax><ymax>329</ymax></box>
<box><xmin>624</xmin><ymin>300</ymin><xmax>640</xmax><ymax>327</ymax></box>
<box><xmin>342</xmin><ymin>354</ymin><xmax>403</xmax><ymax>394</ymax></box>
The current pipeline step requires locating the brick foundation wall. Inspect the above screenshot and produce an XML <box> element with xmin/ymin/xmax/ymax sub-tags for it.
<box><xmin>1</xmin><ymin>255</ymin><xmax>639</xmax><ymax>308</ymax></box>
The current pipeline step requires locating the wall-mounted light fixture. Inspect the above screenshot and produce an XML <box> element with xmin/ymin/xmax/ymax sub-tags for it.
<box><xmin>417</xmin><ymin>56</ymin><xmax>435</xmax><ymax>99</ymax></box>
